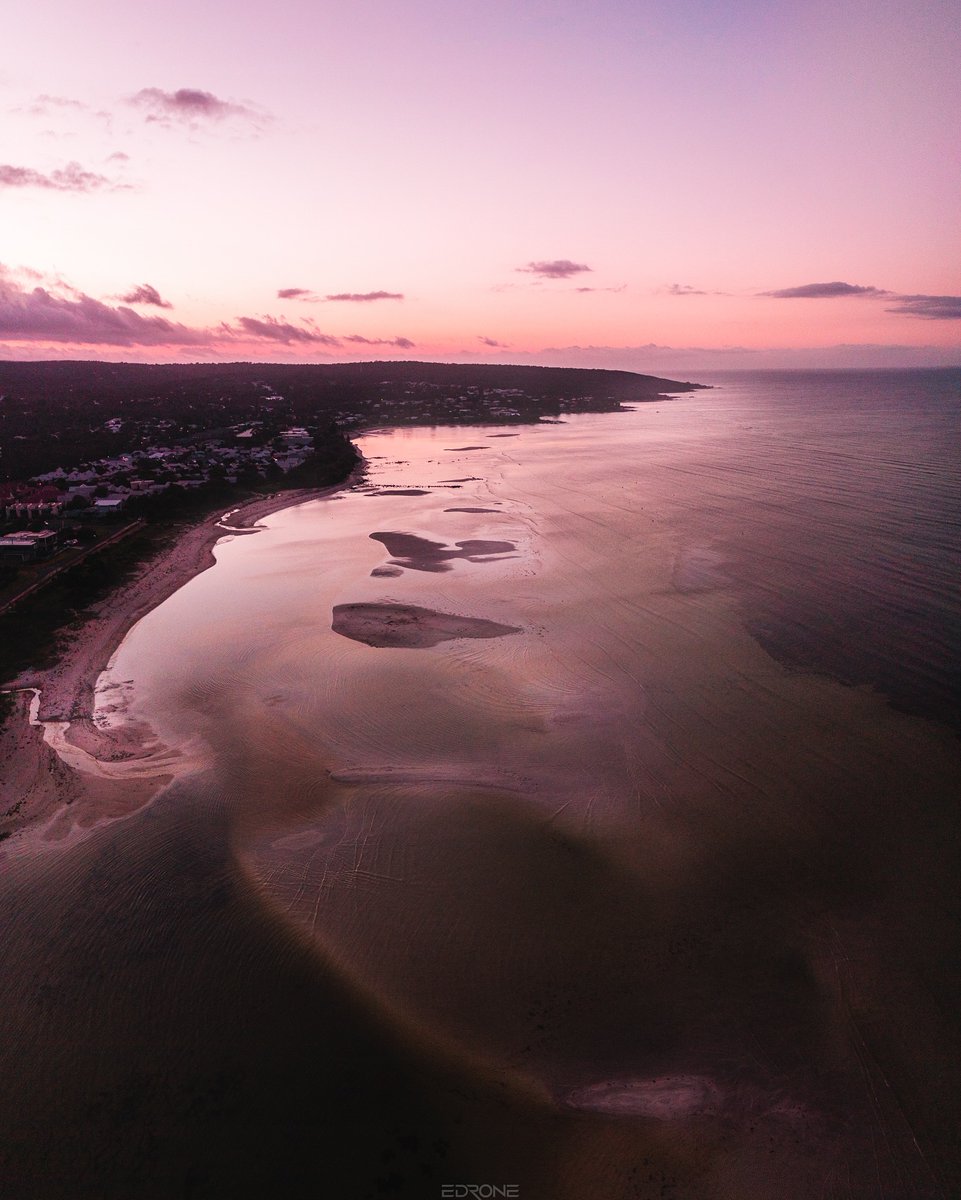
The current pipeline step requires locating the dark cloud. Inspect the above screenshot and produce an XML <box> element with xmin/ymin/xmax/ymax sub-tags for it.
<box><xmin>0</xmin><ymin>272</ymin><xmax>207</xmax><ymax>346</ymax></box>
<box><xmin>885</xmin><ymin>295</ymin><xmax>961</xmax><ymax>320</ymax></box>
<box><xmin>343</xmin><ymin>334</ymin><xmax>415</xmax><ymax>348</ymax></box>
<box><xmin>517</xmin><ymin>259</ymin><xmax>592</xmax><ymax>279</ymax></box>
<box><xmin>0</xmin><ymin>161</ymin><xmax>116</xmax><ymax>192</ymax></box>
<box><xmin>325</xmin><ymin>291</ymin><xmax>404</xmax><ymax>302</ymax></box>
<box><xmin>759</xmin><ymin>280</ymin><xmax>960</xmax><ymax>319</ymax></box>
<box><xmin>0</xmin><ymin>269</ymin><xmax>414</xmax><ymax>353</ymax></box>
<box><xmin>478</xmin><ymin>336</ymin><xmax>508</xmax><ymax>348</ymax></box>
<box><xmin>762</xmin><ymin>281</ymin><xmax>884</xmax><ymax>299</ymax></box>
<box><xmin>129</xmin><ymin>88</ymin><xmax>262</xmax><ymax>126</ymax></box>
<box><xmin>117</xmin><ymin>284</ymin><xmax>172</xmax><ymax>308</ymax></box>
<box><xmin>277</xmin><ymin>287</ymin><xmax>314</xmax><ymax>300</ymax></box>
<box><xmin>236</xmin><ymin>316</ymin><xmax>341</xmax><ymax>345</ymax></box>
<box><xmin>0</xmin><ymin>270</ymin><xmax>317</xmax><ymax>349</ymax></box>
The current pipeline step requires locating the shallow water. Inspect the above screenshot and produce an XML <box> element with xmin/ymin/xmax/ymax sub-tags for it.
<box><xmin>3</xmin><ymin>369</ymin><xmax>961</xmax><ymax>1198</ymax></box>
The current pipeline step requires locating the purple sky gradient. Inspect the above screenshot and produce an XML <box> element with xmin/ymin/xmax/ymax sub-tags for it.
<box><xmin>1</xmin><ymin>0</ymin><xmax>958</xmax><ymax>366</ymax></box>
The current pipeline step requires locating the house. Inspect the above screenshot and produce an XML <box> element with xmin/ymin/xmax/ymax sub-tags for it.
<box><xmin>93</xmin><ymin>496</ymin><xmax>128</xmax><ymax>515</ymax></box>
<box><xmin>0</xmin><ymin>530</ymin><xmax>59</xmax><ymax>561</ymax></box>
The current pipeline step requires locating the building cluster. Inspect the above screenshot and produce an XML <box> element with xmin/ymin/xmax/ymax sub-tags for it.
<box><xmin>0</xmin><ymin>426</ymin><xmax>315</xmax><ymax>562</ymax></box>
<box><xmin>0</xmin><ymin>482</ymin><xmax>65</xmax><ymax>521</ymax></box>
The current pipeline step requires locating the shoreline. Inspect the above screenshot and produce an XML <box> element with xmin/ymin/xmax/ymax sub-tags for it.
<box><xmin>1</xmin><ymin>473</ymin><xmax>362</xmax><ymax>844</ymax></box>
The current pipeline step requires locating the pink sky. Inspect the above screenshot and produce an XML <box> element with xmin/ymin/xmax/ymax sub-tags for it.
<box><xmin>1</xmin><ymin>0</ymin><xmax>959</xmax><ymax>370</ymax></box>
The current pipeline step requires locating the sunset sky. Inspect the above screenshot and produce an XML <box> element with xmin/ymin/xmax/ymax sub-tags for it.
<box><xmin>2</xmin><ymin>0</ymin><xmax>959</xmax><ymax>370</ymax></box>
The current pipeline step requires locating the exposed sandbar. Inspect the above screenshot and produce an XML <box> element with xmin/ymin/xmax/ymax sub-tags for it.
<box><xmin>332</xmin><ymin>602</ymin><xmax>521</xmax><ymax>648</ymax></box>
<box><xmin>370</xmin><ymin>530</ymin><xmax>516</xmax><ymax>573</ymax></box>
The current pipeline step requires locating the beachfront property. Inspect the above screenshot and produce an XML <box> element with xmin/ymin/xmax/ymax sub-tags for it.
<box><xmin>0</xmin><ymin>529</ymin><xmax>60</xmax><ymax>561</ymax></box>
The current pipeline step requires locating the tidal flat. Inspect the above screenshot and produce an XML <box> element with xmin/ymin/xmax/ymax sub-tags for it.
<box><xmin>2</xmin><ymin>372</ymin><xmax>961</xmax><ymax>1199</ymax></box>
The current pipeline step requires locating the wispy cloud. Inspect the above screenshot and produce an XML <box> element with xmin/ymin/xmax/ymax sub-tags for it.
<box><xmin>235</xmin><ymin>316</ymin><xmax>341</xmax><ymax>345</ymax></box>
<box><xmin>17</xmin><ymin>93</ymin><xmax>88</xmax><ymax>117</ymax></box>
<box><xmin>885</xmin><ymin>295</ymin><xmax>961</xmax><ymax>320</ymax></box>
<box><xmin>343</xmin><ymin>334</ymin><xmax>415</xmax><ymax>348</ymax></box>
<box><xmin>517</xmin><ymin>341</ymin><xmax>961</xmax><ymax>370</ymax></box>
<box><xmin>760</xmin><ymin>279</ymin><xmax>960</xmax><ymax>320</ymax></box>
<box><xmin>517</xmin><ymin>259</ymin><xmax>592</xmax><ymax>280</ymax></box>
<box><xmin>325</xmin><ymin>291</ymin><xmax>404</xmax><ymax>302</ymax></box>
<box><xmin>278</xmin><ymin>288</ymin><xmax>405</xmax><ymax>303</ymax></box>
<box><xmin>129</xmin><ymin>87</ymin><xmax>266</xmax><ymax>129</ymax></box>
<box><xmin>665</xmin><ymin>283</ymin><xmax>707</xmax><ymax>296</ymax></box>
<box><xmin>478</xmin><ymin>335</ymin><xmax>508</xmax><ymax>348</ymax></box>
<box><xmin>0</xmin><ymin>161</ymin><xmax>118</xmax><ymax>193</ymax></box>
<box><xmin>762</xmin><ymin>281</ymin><xmax>885</xmax><ymax>299</ymax></box>
<box><xmin>116</xmin><ymin>283</ymin><xmax>172</xmax><ymax>308</ymax></box>
<box><xmin>575</xmin><ymin>284</ymin><xmax>626</xmax><ymax>294</ymax></box>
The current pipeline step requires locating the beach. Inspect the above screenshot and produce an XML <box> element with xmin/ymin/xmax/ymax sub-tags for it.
<box><xmin>1</xmin><ymin>483</ymin><xmax>356</xmax><ymax>845</ymax></box>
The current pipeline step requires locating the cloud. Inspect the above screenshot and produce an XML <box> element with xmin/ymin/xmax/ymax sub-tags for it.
<box><xmin>325</xmin><ymin>291</ymin><xmax>404</xmax><ymax>302</ymax></box>
<box><xmin>761</xmin><ymin>280</ymin><xmax>960</xmax><ymax>319</ymax></box>
<box><xmin>575</xmin><ymin>284</ymin><xmax>627</xmax><ymax>294</ymax></box>
<box><xmin>0</xmin><ymin>271</ymin><xmax>207</xmax><ymax>346</ymax></box>
<box><xmin>344</xmin><ymin>334</ymin><xmax>415</xmax><ymax>348</ymax></box>
<box><xmin>0</xmin><ymin>161</ymin><xmax>117</xmax><ymax>192</ymax></box>
<box><xmin>116</xmin><ymin>283</ymin><xmax>172</xmax><ymax>308</ymax></box>
<box><xmin>129</xmin><ymin>87</ymin><xmax>264</xmax><ymax>127</ymax></box>
<box><xmin>885</xmin><ymin>295</ymin><xmax>961</xmax><ymax>320</ymax></box>
<box><xmin>0</xmin><ymin>269</ymin><xmax>415</xmax><ymax>353</ymax></box>
<box><xmin>478</xmin><ymin>335</ymin><xmax>508</xmax><ymax>348</ymax></box>
<box><xmin>19</xmin><ymin>94</ymin><xmax>88</xmax><ymax>116</ymax></box>
<box><xmin>665</xmin><ymin>283</ymin><xmax>707</xmax><ymax>296</ymax></box>
<box><xmin>277</xmin><ymin>288</ymin><xmax>404</xmax><ymax>303</ymax></box>
<box><xmin>236</xmin><ymin>316</ymin><xmax>341</xmax><ymax>345</ymax></box>
<box><xmin>762</xmin><ymin>281</ymin><xmax>885</xmax><ymax>299</ymax></box>
<box><xmin>517</xmin><ymin>259</ymin><xmax>592</xmax><ymax>279</ymax></box>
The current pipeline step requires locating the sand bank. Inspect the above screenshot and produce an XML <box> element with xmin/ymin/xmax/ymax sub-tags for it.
<box><xmin>369</xmin><ymin>530</ymin><xmax>517</xmax><ymax>573</ymax></box>
<box><xmin>332</xmin><ymin>602</ymin><xmax>521</xmax><ymax>648</ymax></box>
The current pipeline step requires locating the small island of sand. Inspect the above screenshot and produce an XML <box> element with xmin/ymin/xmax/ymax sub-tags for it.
<box><xmin>332</xmin><ymin>602</ymin><xmax>521</xmax><ymax>648</ymax></box>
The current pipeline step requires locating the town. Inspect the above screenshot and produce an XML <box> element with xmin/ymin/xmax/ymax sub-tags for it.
<box><xmin>0</xmin><ymin>359</ymin><xmax>700</xmax><ymax>579</ymax></box>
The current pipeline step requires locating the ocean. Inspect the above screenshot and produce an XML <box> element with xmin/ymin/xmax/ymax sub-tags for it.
<box><xmin>2</xmin><ymin>367</ymin><xmax>960</xmax><ymax>1199</ymax></box>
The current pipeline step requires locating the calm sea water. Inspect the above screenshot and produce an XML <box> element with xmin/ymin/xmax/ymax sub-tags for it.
<box><xmin>635</xmin><ymin>368</ymin><xmax>961</xmax><ymax>728</ymax></box>
<box><xmin>2</xmin><ymin>367</ymin><xmax>960</xmax><ymax>1199</ymax></box>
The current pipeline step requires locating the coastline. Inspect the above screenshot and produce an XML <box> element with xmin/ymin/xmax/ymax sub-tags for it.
<box><xmin>1</xmin><ymin>475</ymin><xmax>361</xmax><ymax>845</ymax></box>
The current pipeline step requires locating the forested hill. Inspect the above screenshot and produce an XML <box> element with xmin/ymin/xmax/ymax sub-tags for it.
<box><xmin>0</xmin><ymin>359</ymin><xmax>704</xmax><ymax>481</ymax></box>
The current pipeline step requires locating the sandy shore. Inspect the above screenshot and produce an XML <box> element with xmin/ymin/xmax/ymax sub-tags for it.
<box><xmin>1</xmin><ymin>479</ymin><xmax>359</xmax><ymax>843</ymax></box>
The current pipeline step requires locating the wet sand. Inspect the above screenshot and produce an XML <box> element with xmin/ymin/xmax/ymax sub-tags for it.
<box><xmin>1</xmin><ymin>481</ymin><xmax>357</xmax><ymax>843</ymax></box>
